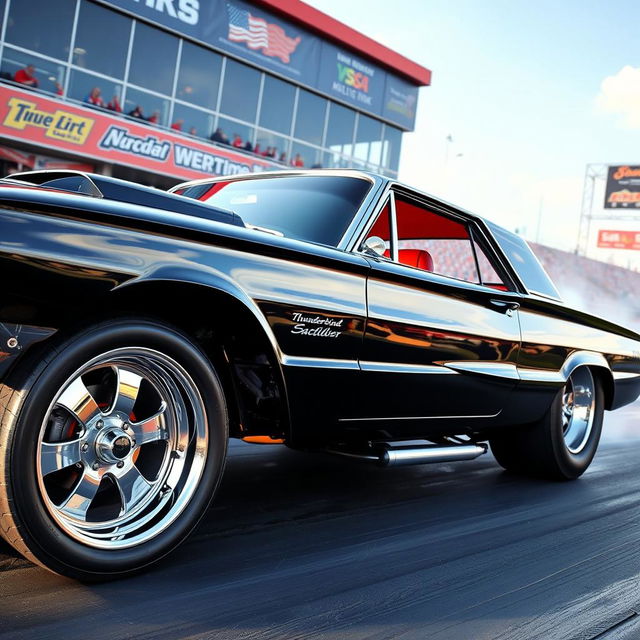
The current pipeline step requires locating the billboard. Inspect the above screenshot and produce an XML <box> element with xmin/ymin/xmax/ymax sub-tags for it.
<box><xmin>604</xmin><ymin>165</ymin><xmax>640</xmax><ymax>209</ymax></box>
<box><xmin>597</xmin><ymin>229</ymin><xmax>640</xmax><ymax>251</ymax></box>
<box><xmin>0</xmin><ymin>85</ymin><xmax>280</xmax><ymax>181</ymax></box>
<box><xmin>98</xmin><ymin>0</ymin><xmax>418</xmax><ymax>129</ymax></box>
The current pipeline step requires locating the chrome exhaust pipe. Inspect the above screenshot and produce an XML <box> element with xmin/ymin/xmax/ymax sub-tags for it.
<box><xmin>381</xmin><ymin>443</ymin><xmax>487</xmax><ymax>467</ymax></box>
<box><xmin>327</xmin><ymin>443</ymin><xmax>487</xmax><ymax>467</ymax></box>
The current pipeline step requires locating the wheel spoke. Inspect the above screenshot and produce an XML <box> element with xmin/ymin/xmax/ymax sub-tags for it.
<box><xmin>56</xmin><ymin>377</ymin><xmax>102</xmax><ymax>425</ymax></box>
<box><xmin>114</xmin><ymin>465</ymin><xmax>153</xmax><ymax>514</ymax></box>
<box><xmin>58</xmin><ymin>471</ymin><xmax>101</xmax><ymax>521</ymax></box>
<box><xmin>112</xmin><ymin>368</ymin><xmax>143</xmax><ymax>418</ymax></box>
<box><xmin>130</xmin><ymin>402</ymin><xmax>169</xmax><ymax>446</ymax></box>
<box><xmin>40</xmin><ymin>439</ymin><xmax>82</xmax><ymax>476</ymax></box>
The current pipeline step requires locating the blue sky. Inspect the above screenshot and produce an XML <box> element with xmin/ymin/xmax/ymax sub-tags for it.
<box><xmin>308</xmin><ymin>0</ymin><xmax>639</xmax><ymax>265</ymax></box>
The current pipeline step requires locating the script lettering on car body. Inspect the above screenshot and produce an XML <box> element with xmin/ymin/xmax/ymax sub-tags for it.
<box><xmin>290</xmin><ymin>312</ymin><xmax>344</xmax><ymax>338</ymax></box>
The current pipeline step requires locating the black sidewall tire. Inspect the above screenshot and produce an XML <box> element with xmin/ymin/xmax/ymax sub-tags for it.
<box><xmin>490</xmin><ymin>372</ymin><xmax>604</xmax><ymax>481</ymax></box>
<box><xmin>6</xmin><ymin>320</ymin><xmax>227</xmax><ymax>580</ymax></box>
<box><xmin>548</xmin><ymin>376</ymin><xmax>604</xmax><ymax>480</ymax></box>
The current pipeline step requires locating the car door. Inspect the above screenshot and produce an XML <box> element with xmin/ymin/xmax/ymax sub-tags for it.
<box><xmin>343</xmin><ymin>189</ymin><xmax>522</xmax><ymax>424</ymax></box>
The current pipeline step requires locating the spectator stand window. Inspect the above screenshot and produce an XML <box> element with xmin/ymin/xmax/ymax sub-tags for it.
<box><xmin>216</xmin><ymin>116</ymin><xmax>254</xmax><ymax>152</ymax></box>
<box><xmin>176</xmin><ymin>41</ymin><xmax>221</xmax><ymax>111</ymax></box>
<box><xmin>354</xmin><ymin>113</ymin><xmax>383</xmax><ymax>170</ymax></box>
<box><xmin>382</xmin><ymin>125</ymin><xmax>402</xmax><ymax>176</ymax></box>
<box><xmin>68</xmin><ymin>69</ymin><xmax>122</xmax><ymax>112</ymax></box>
<box><xmin>171</xmin><ymin>102</ymin><xmax>214</xmax><ymax>139</ymax></box>
<box><xmin>259</xmin><ymin>75</ymin><xmax>295</xmax><ymax>135</ymax></box>
<box><xmin>0</xmin><ymin>48</ymin><xmax>65</xmax><ymax>96</ymax></box>
<box><xmin>290</xmin><ymin>141</ymin><xmax>323</xmax><ymax>169</ymax></box>
<box><xmin>5</xmin><ymin>0</ymin><xmax>75</xmax><ymax>61</ymax></box>
<box><xmin>255</xmin><ymin>129</ymin><xmax>288</xmax><ymax>162</ymax></box>
<box><xmin>293</xmin><ymin>89</ymin><xmax>327</xmax><ymax>147</ymax></box>
<box><xmin>326</xmin><ymin>101</ymin><xmax>355</xmax><ymax>159</ymax></box>
<box><xmin>127</xmin><ymin>22</ymin><xmax>178</xmax><ymax>97</ymax></box>
<box><xmin>73</xmin><ymin>1</ymin><xmax>131</xmax><ymax>80</ymax></box>
<box><xmin>219</xmin><ymin>58</ymin><xmax>260</xmax><ymax>125</ymax></box>
<box><xmin>124</xmin><ymin>86</ymin><xmax>170</xmax><ymax>127</ymax></box>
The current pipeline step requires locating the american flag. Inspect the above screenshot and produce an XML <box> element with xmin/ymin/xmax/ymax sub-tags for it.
<box><xmin>226</xmin><ymin>3</ymin><xmax>301</xmax><ymax>64</ymax></box>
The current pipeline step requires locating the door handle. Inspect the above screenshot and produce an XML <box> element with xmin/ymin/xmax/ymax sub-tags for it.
<box><xmin>489</xmin><ymin>299</ymin><xmax>520</xmax><ymax>315</ymax></box>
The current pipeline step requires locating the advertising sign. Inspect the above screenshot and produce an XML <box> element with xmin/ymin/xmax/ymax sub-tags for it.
<box><xmin>0</xmin><ymin>86</ymin><xmax>280</xmax><ymax>181</ymax></box>
<box><xmin>597</xmin><ymin>230</ymin><xmax>640</xmax><ymax>251</ymax></box>
<box><xmin>317</xmin><ymin>44</ymin><xmax>385</xmax><ymax>114</ymax></box>
<box><xmin>604</xmin><ymin>165</ymin><xmax>640</xmax><ymax>209</ymax></box>
<box><xmin>98</xmin><ymin>0</ymin><xmax>418</xmax><ymax>129</ymax></box>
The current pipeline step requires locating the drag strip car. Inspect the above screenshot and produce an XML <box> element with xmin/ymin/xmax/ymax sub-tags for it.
<box><xmin>0</xmin><ymin>169</ymin><xmax>639</xmax><ymax>580</ymax></box>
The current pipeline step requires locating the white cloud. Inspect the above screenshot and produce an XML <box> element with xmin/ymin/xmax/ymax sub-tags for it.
<box><xmin>596</xmin><ymin>65</ymin><xmax>640</xmax><ymax>128</ymax></box>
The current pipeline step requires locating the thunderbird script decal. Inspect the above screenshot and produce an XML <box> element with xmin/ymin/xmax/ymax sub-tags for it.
<box><xmin>291</xmin><ymin>312</ymin><xmax>344</xmax><ymax>338</ymax></box>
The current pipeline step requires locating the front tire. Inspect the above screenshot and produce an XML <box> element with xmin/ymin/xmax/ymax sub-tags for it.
<box><xmin>0</xmin><ymin>319</ymin><xmax>227</xmax><ymax>580</ymax></box>
<box><xmin>490</xmin><ymin>367</ymin><xmax>603</xmax><ymax>480</ymax></box>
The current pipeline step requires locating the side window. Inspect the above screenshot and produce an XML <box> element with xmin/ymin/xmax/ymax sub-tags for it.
<box><xmin>473</xmin><ymin>240</ymin><xmax>507</xmax><ymax>290</ymax></box>
<box><xmin>393</xmin><ymin>195</ymin><xmax>508</xmax><ymax>289</ymax></box>
<box><xmin>395</xmin><ymin>195</ymin><xmax>479</xmax><ymax>283</ymax></box>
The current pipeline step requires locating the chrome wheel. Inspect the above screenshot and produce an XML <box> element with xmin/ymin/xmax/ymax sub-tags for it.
<box><xmin>36</xmin><ymin>347</ymin><xmax>208</xmax><ymax>549</ymax></box>
<box><xmin>561</xmin><ymin>368</ymin><xmax>596</xmax><ymax>454</ymax></box>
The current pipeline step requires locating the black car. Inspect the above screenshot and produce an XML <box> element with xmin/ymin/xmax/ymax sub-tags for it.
<box><xmin>0</xmin><ymin>169</ymin><xmax>638</xmax><ymax>580</ymax></box>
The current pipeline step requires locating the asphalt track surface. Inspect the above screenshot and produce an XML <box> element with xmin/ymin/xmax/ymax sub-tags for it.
<box><xmin>2</xmin><ymin>402</ymin><xmax>640</xmax><ymax>640</ymax></box>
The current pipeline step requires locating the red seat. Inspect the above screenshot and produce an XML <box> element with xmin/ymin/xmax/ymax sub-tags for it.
<box><xmin>382</xmin><ymin>248</ymin><xmax>434</xmax><ymax>271</ymax></box>
<box><xmin>398</xmin><ymin>249</ymin><xmax>434</xmax><ymax>271</ymax></box>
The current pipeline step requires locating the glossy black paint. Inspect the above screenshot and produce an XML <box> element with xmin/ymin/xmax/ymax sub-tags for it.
<box><xmin>0</xmin><ymin>170</ymin><xmax>639</xmax><ymax>449</ymax></box>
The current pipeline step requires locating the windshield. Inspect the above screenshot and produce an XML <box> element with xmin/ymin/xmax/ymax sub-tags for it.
<box><xmin>176</xmin><ymin>175</ymin><xmax>372</xmax><ymax>246</ymax></box>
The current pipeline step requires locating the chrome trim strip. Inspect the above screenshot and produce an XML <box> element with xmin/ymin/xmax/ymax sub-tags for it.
<box><xmin>281</xmin><ymin>355</ymin><xmax>360</xmax><ymax>370</ymax></box>
<box><xmin>442</xmin><ymin>361</ymin><xmax>519</xmax><ymax>380</ymax></box>
<box><xmin>517</xmin><ymin>368</ymin><xmax>564</xmax><ymax>383</ymax></box>
<box><xmin>339</xmin><ymin>411</ymin><xmax>501</xmax><ymax>422</ymax></box>
<box><xmin>612</xmin><ymin>371</ymin><xmax>640</xmax><ymax>381</ymax></box>
<box><xmin>360</xmin><ymin>361</ymin><xmax>458</xmax><ymax>375</ymax></box>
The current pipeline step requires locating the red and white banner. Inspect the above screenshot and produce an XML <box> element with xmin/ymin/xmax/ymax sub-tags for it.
<box><xmin>597</xmin><ymin>229</ymin><xmax>640</xmax><ymax>251</ymax></box>
<box><xmin>0</xmin><ymin>85</ymin><xmax>280</xmax><ymax>181</ymax></box>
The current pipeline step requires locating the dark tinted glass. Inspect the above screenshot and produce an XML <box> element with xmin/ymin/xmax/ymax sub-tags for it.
<box><xmin>128</xmin><ymin>22</ymin><xmax>178</xmax><ymax>95</ymax></box>
<box><xmin>73</xmin><ymin>2</ymin><xmax>131</xmax><ymax>79</ymax></box>
<box><xmin>294</xmin><ymin>89</ymin><xmax>326</xmax><ymax>145</ymax></box>
<box><xmin>176</xmin><ymin>41</ymin><xmax>221</xmax><ymax>110</ymax></box>
<box><xmin>1</xmin><ymin>48</ymin><xmax>66</xmax><ymax>95</ymax></box>
<box><xmin>124</xmin><ymin>87</ymin><xmax>170</xmax><ymax>126</ymax></box>
<box><xmin>171</xmin><ymin>103</ymin><xmax>214</xmax><ymax>139</ymax></box>
<box><xmin>488</xmin><ymin>223</ymin><xmax>560</xmax><ymax>298</ymax></box>
<box><xmin>68</xmin><ymin>70</ymin><xmax>122</xmax><ymax>109</ymax></box>
<box><xmin>382</xmin><ymin>125</ymin><xmax>402</xmax><ymax>172</ymax></box>
<box><xmin>219</xmin><ymin>58</ymin><xmax>260</xmax><ymax>123</ymax></box>
<box><xmin>326</xmin><ymin>102</ymin><xmax>355</xmax><ymax>156</ymax></box>
<box><xmin>259</xmin><ymin>75</ymin><xmax>294</xmax><ymax>134</ymax></box>
<box><xmin>183</xmin><ymin>176</ymin><xmax>372</xmax><ymax>246</ymax></box>
<box><xmin>6</xmin><ymin>0</ymin><xmax>75</xmax><ymax>60</ymax></box>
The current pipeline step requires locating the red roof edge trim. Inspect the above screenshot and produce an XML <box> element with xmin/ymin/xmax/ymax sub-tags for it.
<box><xmin>255</xmin><ymin>0</ymin><xmax>432</xmax><ymax>86</ymax></box>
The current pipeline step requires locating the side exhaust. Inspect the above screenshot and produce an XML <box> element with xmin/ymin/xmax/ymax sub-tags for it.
<box><xmin>328</xmin><ymin>442</ymin><xmax>488</xmax><ymax>467</ymax></box>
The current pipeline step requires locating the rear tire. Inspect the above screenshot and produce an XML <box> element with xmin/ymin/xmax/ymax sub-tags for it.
<box><xmin>0</xmin><ymin>319</ymin><xmax>228</xmax><ymax>580</ymax></box>
<box><xmin>490</xmin><ymin>368</ymin><xmax>603</xmax><ymax>480</ymax></box>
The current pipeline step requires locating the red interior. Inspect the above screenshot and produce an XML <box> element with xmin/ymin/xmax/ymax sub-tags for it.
<box><xmin>383</xmin><ymin>248</ymin><xmax>434</xmax><ymax>271</ymax></box>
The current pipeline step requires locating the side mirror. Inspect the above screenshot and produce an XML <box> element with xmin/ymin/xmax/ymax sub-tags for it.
<box><xmin>361</xmin><ymin>236</ymin><xmax>387</xmax><ymax>258</ymax></box>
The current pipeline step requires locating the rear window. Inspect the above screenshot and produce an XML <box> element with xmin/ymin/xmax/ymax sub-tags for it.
<box><xmin>488</xmin><ymin>222</ymin><xmax>560</xmax><ymax>299</ymax></box>
<box><xmin>177</xmin><ymin>175</ymin><xmax>371</xmax><ymax>247</ymax></box>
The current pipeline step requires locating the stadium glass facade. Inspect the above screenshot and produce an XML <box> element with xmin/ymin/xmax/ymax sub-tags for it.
<box><xmin>0</xmin><ymin>0</ymin><xmax>429</xmax><ymax>185</ymax></box>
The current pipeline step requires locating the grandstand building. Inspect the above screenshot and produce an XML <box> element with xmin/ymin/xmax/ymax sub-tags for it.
<box><xmin>0</xmin><ymin>0</ymin><xmax>431</xmax><ymax>187</ymax></box>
